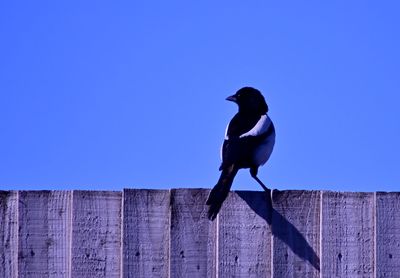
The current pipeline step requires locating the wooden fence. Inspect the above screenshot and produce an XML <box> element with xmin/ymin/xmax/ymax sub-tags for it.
<box><xmin>0</xmin><ymin>189</ymin><xmax>399</xmax><ymax>277</ymax></box>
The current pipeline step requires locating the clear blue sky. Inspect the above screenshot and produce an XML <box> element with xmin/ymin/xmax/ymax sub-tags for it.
<box><xmin>1</xmin><ymin>1</ymin><xmax>399</xmax><ymax>192</ymax></box>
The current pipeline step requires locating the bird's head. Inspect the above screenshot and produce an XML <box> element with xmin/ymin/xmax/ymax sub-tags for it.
<box><xmin>226</xmin><ymin>87</ymin><xmax>269</xmax><ymax>114</ymax></box>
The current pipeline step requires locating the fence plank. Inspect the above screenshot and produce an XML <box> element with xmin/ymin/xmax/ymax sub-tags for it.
<box><xmin>170</xmin><ymin>189</ymin><xmax>217</xmax><ymax>278</ymax></box>
<box><xmin>272</xmin><ymin>190</ymin><xmax>320</xmax><ymax>277</ymax></box>
<box><xmin>218</xmin><ymin>191</ymin><xmax>272</xmax><ymax>278</ymax></box>
<box><xmin>376</xmin><ymin>192</ymin><xmax>400</xmax><ymax>277</ymax></box>
<box><xmin>18</xmin><ymin>191</ymin><xmax>72</xmax><ymax>278</ymax></box>
<box><xmin>321</xmin><ymin>191</ymin><xmax>374</xmax><ymax>277</ymax></box>
<box><xmin>0</xmin><ymin>191</ymin><xmax>18</xmax><ymax>278</ymax></box>
<box><xmin>123</xmin><ymin>189</ymin><xmax>170</xmax><ymax>278</ymax></box>
<box><xmin>71</xmin><ymin>191</ymin><xmax>122</xmax><ymax>278</ymax></box>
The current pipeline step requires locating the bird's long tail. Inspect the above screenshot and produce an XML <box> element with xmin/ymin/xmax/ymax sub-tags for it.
<box><xmin>206</xmin><ymin>164</ymin><xmax>238</xmax><ymax>221</ymax></box>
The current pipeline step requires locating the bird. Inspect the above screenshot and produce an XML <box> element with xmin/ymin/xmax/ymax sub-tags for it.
<box><xmin>206</xmin><ymin>87</ymin><xmax>276</xmax><ymax>220</ymax></box>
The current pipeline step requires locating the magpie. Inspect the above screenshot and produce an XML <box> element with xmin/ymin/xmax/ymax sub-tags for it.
<box><xmin>206</xmin><ymin>87</ymin><xmax>275</xmax><ymax>220</ymax></box>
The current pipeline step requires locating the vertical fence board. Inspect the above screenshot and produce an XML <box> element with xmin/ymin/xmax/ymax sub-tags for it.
<box><xmin>123</xmin><ymin>189</ymin><xmax>170</xmax><ymax>278</ymax></box>
<box><xmin>18</xmin><ymin>191</ymin><xmax>72</xmax><ymax>278</ymax></box>
<box><xmin>321</xmin><ymin>191</ymin><xmax>374</xmax><ymax>277</ymax></box>
<box><xmin>0</xmin><ymin>191</ymin><xmax>18</xmax><ymax>278</ymax></box>
<box><xmin>170</xmin><ymin>189</ymin><xmax>217</xmax><ymax>278</ymax></box>
<box><xmin>272</xmin><ymin>190</ymin><xmax>320</xmax><ymax>277</ymax></box>
<box><xmin>71</xmin><ymin>191</ymin><xmax>121</xmax><ymax>278</ymax></box>
<box><xmin>218</xmin><ymin>191</ymin><xmax>272</xmax><ymax>277</ymax></box>
<box><xmin>376</xmin><ymin>192</ymin><xmax>400</xmax><ymax>277</ymax></box>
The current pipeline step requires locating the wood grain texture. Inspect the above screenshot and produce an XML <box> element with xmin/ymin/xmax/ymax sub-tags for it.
<box><xmin>272</xmin><ymin>190</ymin><xmax>321</xmax><ymax>277</ymax></box>
<box><xmin>71</xmin><ymin>191</ymin><xmax>122</xmax><ymax>278</ymax></box>
<box><xmin>18</xmin><ymin>191</ymin><xmax>72</xmax><ymax>278</ymax></box>
<box><xmin>218</xmin><ymin>191</ymin><xmax>272</xmax><ymax>278</ymax></box>
<box><xmin>170</xmin><ymin>189</ymin><xmax>217</xmax><ymax>278</ymax></box>
<box><xmin>4</xmin><ymin>189</ymin><xmax>400</xmax><ymax>277</ymax></box>
<box><xmin>123</xmin><ymin>189</ymin><xmax>170</xmax><ymax>278</ymax></box>
<box><xmin>376</xmin><ymin>192</ymin><xmax>400</xmax><ymax>277</ymax></box>
<box><xmin>0</xmin><ymin>191</ymin><xmax>18</xmax><ymax>278</ymax></box>
<box><xmin>321</xmin><ymin>191</ymin><xmax>374</xmax><ymax>277</ymax></box>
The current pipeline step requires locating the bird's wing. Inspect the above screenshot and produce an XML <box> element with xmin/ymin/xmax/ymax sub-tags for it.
<box><xmin>239</xmin><ymin>115</ymin><xmax>272</xmax><ymax>138</ymax></box>
<box><xmin>220</xmin><ymin>114</ymin><xmax>274</xmax><ymax>170</ymax></box>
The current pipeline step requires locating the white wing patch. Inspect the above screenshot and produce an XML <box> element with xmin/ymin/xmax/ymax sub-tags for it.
<box><xmin>239</xmin><ymin>115</ymin><xmax>271</xmax><ymax>138</ymax></box>
<box><xmin>224</xmin><ymin>123</ymin><xmax>229</xmax><ymax>140</ymax></box>
<box><xmin>220</xmin><ymin>123</ymin><xmax>230</xmax><ymax>160</ymax></box>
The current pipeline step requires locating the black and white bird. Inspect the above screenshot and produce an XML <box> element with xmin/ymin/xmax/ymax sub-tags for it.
<box><xmin>206</xmin><ymin>87</ymin><xmax>275</xmax><ymax>220</ymax></box>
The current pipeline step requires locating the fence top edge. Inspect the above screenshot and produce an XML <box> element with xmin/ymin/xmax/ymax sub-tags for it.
<box><xmin>0</xmin><ymin>188</ymin><xmax>398</xmax><ymax>194</ymax></box>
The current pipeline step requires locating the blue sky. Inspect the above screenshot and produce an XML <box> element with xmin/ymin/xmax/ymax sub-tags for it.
<box><xmin>1</xmin><ymin>1</ymin><xmax>399</xmax><ymax>192</ymax></box>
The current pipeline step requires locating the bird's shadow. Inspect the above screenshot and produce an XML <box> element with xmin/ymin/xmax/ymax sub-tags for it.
<box><xmin>236</xmin><ymin>190</ymin><xmax>320</xmax><ymax>271</ymax></box>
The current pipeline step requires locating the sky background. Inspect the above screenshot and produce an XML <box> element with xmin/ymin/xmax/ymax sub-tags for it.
<box><xmin>1</xmin><ymin>1</ymin><xmax>399</xmax><ymax>192</ymax></box>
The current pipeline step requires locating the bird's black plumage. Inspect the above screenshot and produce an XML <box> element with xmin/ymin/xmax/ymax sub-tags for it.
<box><xmin>206</xmin><ymin>87</ymin><xmax>276</xmax><ymax>220</ymax></box>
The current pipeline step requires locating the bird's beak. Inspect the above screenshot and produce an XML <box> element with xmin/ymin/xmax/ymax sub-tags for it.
<box><xmin>226</xmin><ymin>95</ymin><xmax>237</xmax><ymax>102</ymax></box>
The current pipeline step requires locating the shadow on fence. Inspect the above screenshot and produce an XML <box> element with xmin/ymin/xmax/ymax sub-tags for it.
<box><xmin>237</xmin><ymin>191</ymin><xmax>320</xmax><ymax>271</ymax></box>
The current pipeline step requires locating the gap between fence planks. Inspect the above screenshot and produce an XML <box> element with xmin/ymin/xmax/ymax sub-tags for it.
<box><xmin>1</xmin><ymin>189</ymin><xmax>399</xmax><ymax>278</ymax></box>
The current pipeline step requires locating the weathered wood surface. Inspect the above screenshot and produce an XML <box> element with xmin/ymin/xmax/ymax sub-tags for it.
<box><xmin>123</xmin><ymin>189</ymin><xmax>170</xmax><ymax>278</ymax></box>
<box><xmin>170</xmin><ymin>189</ymin><xmax>217</xmax><ymax>278</ymax></box>
<box><xmin>321</xmin><ymin>191</ymin><xmax>375</xmax><ymax>277</ymax></box>
<box><xmin>376</xmin><ymin>192</ymin><xmax>400</xmax><ymax>277</ymax></box>
<box><xmin>71</xmin><ymin>191</ymin><xmax>122</xmax><ymax>278</ymax></box>
<box><xmin>18</xmin><ymin>191</ymin><xmax>72</xmax><ymax>278</ymax></box>
<box><xmin>2</xmin><ymin>189</ymin><xmax>400</xmax><ymax>277</ymax></box>
<box><xmin>0</xmin><ymin>191</ymin><xmax>18</xmax><ymax>278</ymax></box>
<box><xmin>218</xmin><ymin>191</ymin><xmax>272</xmax><ymax>278</ymax></box>
<box><xmin>272</xmin><ymin>190</ymin><xmax>320</xmax><ymax>278</ymax></box>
